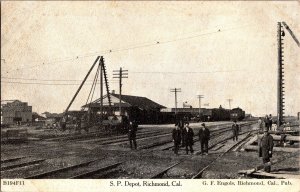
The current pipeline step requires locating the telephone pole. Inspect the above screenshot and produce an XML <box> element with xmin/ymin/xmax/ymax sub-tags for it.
<box><xmin>170</xmin><ymin>88</ymin><xmax>181</xmax><ymax>115</ymax></box>
<box><xmin>113</xmin><ymin>68</ymin><xmax>128</xmax><ymax>115</ymax></box>
<box><xmin>227</xmin><ymin>99</ymin><xmax>232</xmax><ymax>110</ymax></box>
<box><xmin>197</xmin><ymin>95</ymin><xmax>204</xmax><ymax>119</ymax></box>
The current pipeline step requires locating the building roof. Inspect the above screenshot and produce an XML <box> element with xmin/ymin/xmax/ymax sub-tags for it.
<box><xmin>83</xmin><ymin>93</ymin><xmax>166</xmax><ymax>110</ymax></box>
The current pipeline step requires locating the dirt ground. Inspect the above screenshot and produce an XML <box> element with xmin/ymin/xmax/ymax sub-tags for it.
<box><xmin>1</xmin><ymin>121</ymin><xmax>299</xmax><ymax>179</ymax></box>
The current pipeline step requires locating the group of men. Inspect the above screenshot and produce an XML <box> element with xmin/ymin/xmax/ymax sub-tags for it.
<box><xmin>258</xmin><ymin>114</ymin><xmax>273</xmax><ymax>131</ymax></box>
<box><xmin>172</xmin><ymin>122</ymin><xmax>200</xmax><ymax>155</ymax></box>
<box><xmin>172</xmin><ymin>122</ymin><xmax>210</xmax><ymax>155</ymax></box>
<box><xmin>127</xmin><ymin>118</ymin><xmax>274</xmax><ymax>173</ymax></box>
<box><xmin>172</xmin><ymin>120</ymin><xmax>241</xmax><ymax>155</ymax></box>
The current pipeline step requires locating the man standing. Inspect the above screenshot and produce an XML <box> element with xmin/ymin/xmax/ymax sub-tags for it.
<box><xmin>172</xmin><ymin>123</ymin><xmax>182</xmax><ymax>155</ymax></box>
<box><xmin>264</xmin><ymin>115</ymin><xmax>269</xmax><ymax>131</ymax></box>
<box><xmin>268</xmin><ymin>114</ymin><xmax>273</xmax><ymax>131</ymax></box>
<box><xmin>182</xmin><ymin>122</ymin><xmax>194</xmax><ymax>154</ymax></box>
<box><xmin>259</xmin><ymin>127</ymin><xmax>274</xmax><ymax>172</ymax></box>
<box><xmin>198</xmin><ymin>123</ymin><xmax>210</xmax><ymax>155</ymax></box>
<box><xmin>232</xmin><ymin>120</ymin><xmax>240</xmax><ymax>141</ymax></box>
<box><xmin>178</xmin><ymin>119</ymin><xmax>185</xmax><ymax>147</ymax></box>
<box><xmin>128</xmin><ymin>120</ymin><xmax>138</xmax><ymax>150</ymax></box>
<box><xmin>258</xmin><ymin>117</ymin><xmax>263</xmax><ymax>131</ymax></box>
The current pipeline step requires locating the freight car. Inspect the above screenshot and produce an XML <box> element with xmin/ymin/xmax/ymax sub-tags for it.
<box><xmin>210</xmin><ymin>107</ymin><xmax>231</xmax><ymax>121</ymax></box>
<box><xmin>230</xmin><ymin>107</ymin><xmax>245</xmax><ymax>121</ymax></box>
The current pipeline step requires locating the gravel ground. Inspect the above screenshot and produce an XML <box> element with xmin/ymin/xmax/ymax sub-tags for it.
<box><xmin>2</xmin><ymin>121</ymin><xmax>298</xmax><ymax>179</ymax></box>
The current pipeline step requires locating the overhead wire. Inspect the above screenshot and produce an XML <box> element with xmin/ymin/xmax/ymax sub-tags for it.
<box><xmin>3</xmin><ymin>23</ymin><xmax>255</xmax><ymax>74</ymax></box>
<box><xmin>1</xmin><ymin>81</ymin><xmax>118</xmax><ymax>86</ymax></box>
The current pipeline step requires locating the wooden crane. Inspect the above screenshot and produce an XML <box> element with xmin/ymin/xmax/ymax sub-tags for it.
<box><xmin>61</xmin><ymin>56</ymin><xmax>112</xmax><ymax>131</ymax></box>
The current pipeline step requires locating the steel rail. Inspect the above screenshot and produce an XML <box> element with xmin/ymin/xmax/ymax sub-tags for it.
<box><xmin>192</xmin><ymin>132</ymin><xmax>254</xmax><ymax>179</ymax></box>
<box><xmin>1</xmin><ymin>159</ymin><xmax>46</xmax><ymax>171</ymax></box>
<box><xmin>25</xmin><ymin>158</ymin><xmax>103</xmax><ymax>179</ymax></box>
<box><xmin>69</xmin><ymin>162</ymin><xmax>123</xmax><ymax>179</ymax></box>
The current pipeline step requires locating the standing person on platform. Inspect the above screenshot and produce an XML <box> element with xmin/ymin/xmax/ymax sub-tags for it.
<box><xmin>264</xmin><ymin>115</ymin><xmax>269</xmax><ymax>131</ymax></box>
<box><xmin>128</xmin><ymin>120</ymin><xmax>138</xmax><ymax>150</ymax></box>
<box><xmin>182</xmin><ymin>122</ymin><xmax>194</xmax><ymax>154</ymax></box>
<box><xmin>178</xmin><ymin>119</ymin><xmax>185</xmax><ymax>147</ymax></box>
<box><xmin>172</xmin><ymin>123</ymin><xmax>182</xmax><ymax>155</ymax></box>
<box><xmin>198</xmin><ymin>123</ymin><xmax>210</xmax><ymax>155</ymax></box>
<box><xmin>232</xmin><ymin>120</ymin><xmax>240</xmax><ymax>141</ymax></box>
<box><xmin>258</xmin><ymin>117</ymin><xmax>263</xmax><ymax>131</ymax></box>
<box><xmin>259</xmin><ymin>127</ymin><xmax>274</xmax><ymax>173</ymax></box>
<box><xmin>268</xmin><ymin>114</ymin><xmax>273</xmax><ymax>131</ymax></box>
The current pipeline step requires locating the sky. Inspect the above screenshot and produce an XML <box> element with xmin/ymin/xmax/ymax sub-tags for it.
<box><xmin>1</xmin><ymin>1</ymin><xmax>300</xmax><ymax>116</ymax></box>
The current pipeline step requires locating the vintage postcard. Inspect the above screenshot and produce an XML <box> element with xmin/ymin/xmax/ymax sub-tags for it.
<box><xmin>1</xmin><ymin>1</ymin><xmax>299</xmax><ymax>192</ymax></box>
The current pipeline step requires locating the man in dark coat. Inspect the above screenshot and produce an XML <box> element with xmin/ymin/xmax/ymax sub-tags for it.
<box><xmin>268</xmin><ymin>114</ymin><xmax>273</xmax><ymax>131</ymax></box>
<box><xmin>232</xmin><ymin>120</ymin><xmax>240</xmax><ymax>141</ymax></box>
<box><xmin>264</xmin><ymin>115</ymin><xmax>269</xmax><ymax>131</ymax></box>
<box><xmin>198</xmin><ymin>123</ymin><xmax>210</xmax><ymax>155</ymax></box>
<box><xmin>172</xmin><ymin>123</ymin><xmax>182</xmax><ymax>155</ymax></box>
<box><xmin>259</xmin><ymin>127</ymin><xmax>274</xmax><ymax>172</ymax></box>
<box><xmin>178</xmin><ymin>119</ymin><xmax>185</xmax><ymax>147</ymax></box>
<box><xmin>128</xmin><ymin>120</ymin><xmax>138</xmax><ymax>149</ymax></box>
<box><xmin>182</xmin><ymin>122</ymin><xmax>194</xmax><ymax>154</ymax></box>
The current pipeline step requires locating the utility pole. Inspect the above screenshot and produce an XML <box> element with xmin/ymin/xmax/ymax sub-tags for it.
<box><xmin>113</xmin><ymin>68</ymin><xmax>128</xmax><ymax>115</ymax></box>
<box><xmin>227</xmin><ymin>99</ymin><xmax>232</xmax><ymax>110</ymax></box>
<box><xmin>170</xmin><ymin>88</ymin><xmax>181</xmax><ymax>115</ymax></box>
<box><xmin>197</xmin><ymin>95</ymin><xmax>204</xmax><ymax>120</ymax></box>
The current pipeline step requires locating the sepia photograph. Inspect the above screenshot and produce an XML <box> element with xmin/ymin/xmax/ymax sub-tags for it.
<box><xmin>1</xmin><ymin>1</ymin><xmax>300</xmax><ymax>191</ymax></box>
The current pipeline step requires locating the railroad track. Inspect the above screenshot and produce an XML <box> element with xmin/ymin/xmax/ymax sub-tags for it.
<box><xmin>1</xmin><ymin>156</ymin><xmax>28</xmax><ymax>164</ymax></box>
<box><xmin>22</xmin><ymin>159</ymin><xmax>123</xmax><ymax>179</ymax></box>
<box><xmin>70</xmin><ymin>162</ymin><xmax>123</xmax><ymax>179</ymax></box>
<box><xmin>191</xmin><ymin>132</ymin><xmax>255</xmax><ymax>179</ymax></box>
<box><xmin>151</xmin><ymin>122</ymin><xmax>255</xmax><ymax>151</ymax></box>
<box><xmin>1</xmin><ymin>121</ymin><xmax>256</xmax><ymax>179</ymax></box>
<box><xmin>44</xmin><ymin>128</ymin><xmax>163</xmax><ymax>142</ymax></box>
<box><xmin>1</xmin><ymin>157</ymin><xmax>46</xmax><ymax>171</ymax></box>
<box><xmin>148</xmin><ymin>128</ymin><xmax>257</xmax><ymax>179</ymax></box>
<box><xmin>1</xmin><ymin>129</ymin><xmax>169</xmax><ymax>159</ymax></box>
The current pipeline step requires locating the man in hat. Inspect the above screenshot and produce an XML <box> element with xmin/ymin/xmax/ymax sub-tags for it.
<box><xmin>178</xmin><ymin>119</ymin><xmax>185</xmax><ymax>147</ymax></box>
<box><xmin>264</xmin><ymin>115</ymin><xmax>269</xmax><ymax>131</ymax></box>
<box><xmin>128</xmin><ymin>120</ymin><xmax>138</xmax><ymax>149</ymax></box>
<box><xmin>198</xmin><ymin>123</ymin><xmax>210</xmax><ymax>155</ymax></box>
<box><xmin>259</xmin><ymin>127</ymin><xmax>274</xmax><ymax>172</ymax></box>
<box><xmin>257</xmin><ymin>117</ymin><xmax>263</xmax><ymax>131</ymax></box>
<box><xmin>268</xmin><ymin>114</ymin><xmax>273</xmax><ymax>131</ymax></box>
<box><xmin>172</xmin><ymin>123</ymin><xmax>182</xmax><ymax>155</ymax></box>
<box><xmin>232</xmin><ymin>120</ymin><xmax>240</xmax><ymax>141</ymax></box>
<box><xmin>182</xmin><ymin>122</ymin><xmax>194</xmax><ymax>154</ymax></box>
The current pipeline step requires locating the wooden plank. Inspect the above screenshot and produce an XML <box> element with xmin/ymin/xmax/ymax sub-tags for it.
<box><xmin>251</xmin><ymin>171</ymin><xmax>300</xmax><ymax>179</ymax></box>
<box><xmin>244</xmin><ymin>145</ymin><xmax>300</xmax><ymax>153</ymax></box>
<box><xmin>271</xmin><ymin>135</ymin><xmax>300</xmax><ymax>142</ymax></box>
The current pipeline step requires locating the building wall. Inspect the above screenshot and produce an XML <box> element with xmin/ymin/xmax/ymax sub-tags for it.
<box><xmin>1</xmin><ymin>100</ymin><xmax>32</xmax><ymax>125</ymax></box>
